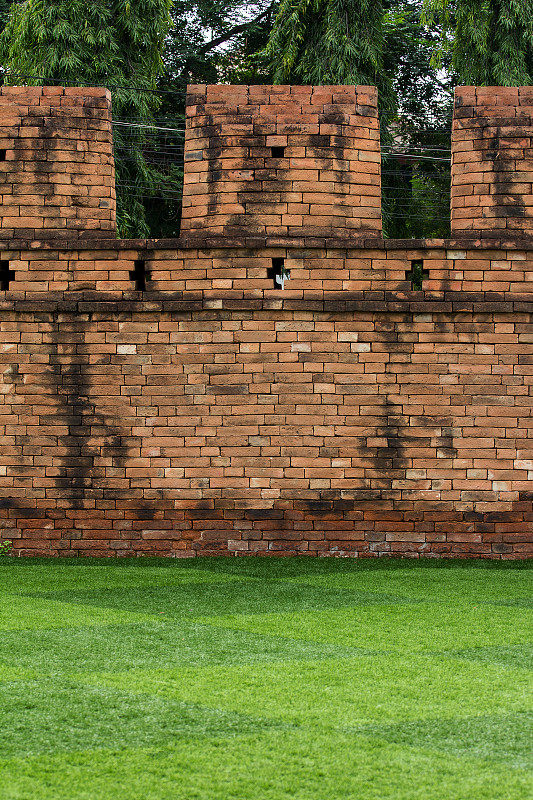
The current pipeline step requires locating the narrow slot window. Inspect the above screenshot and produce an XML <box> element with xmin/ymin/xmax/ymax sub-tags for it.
<box><xmin>406</xmin><ymin>259</ymin><xmax>428</xmax><ymax>291</ymax></box>
<box><xmin>0</xmin><ymin>260</ymin><xmax>14</xmax><ymax>290</ymax></box>
<box><xmin>271</xmin><ymin>146</ymin><xmax>285</xmax><ymax>158</ymax></box>
<box><xmin>129</xmin><ymin>259</ymin><xmax>151</xmax><ymax>292</ymax></box>
<box><xmin>267</xmin><ymin>257</ymin><xmax>290</xmax><ymax>290</ymax></box>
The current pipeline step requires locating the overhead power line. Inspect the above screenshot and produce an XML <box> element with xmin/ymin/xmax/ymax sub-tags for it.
<box><xmin>381</xmin><ymin>169</ymin><xmax>450</xmax><ymax>181</ymax></box>
<box><xmin>382</xmin><ymin>146</ymin><xmax>451</xmax><ymax>154</ymax></box>
<box><xmin>113</xmin><ymin>120</ymin><xmax>186</xmax><ymax>133</ymax></box>
<box><xmin>383</xmin><ymin>153</ymin><xmax>451</xmax><ymax>162</ymax></box>
<box><xmin>384</xmin><ymin>212</ymin><xmax>450</xmax><ymax>221</ymax></box>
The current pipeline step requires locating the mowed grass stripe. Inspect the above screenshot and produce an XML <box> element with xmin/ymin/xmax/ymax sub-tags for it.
<box><xmin>354</xmin><ymin>711</ymin><xmax>533</xmax><ymax>770</ymax></box>
<box><xmin>27</xmin><ymin>580</ymin><xmax>418</xmax><ymax>619</ymax></box>
<box><xmin>450</xmin><ymin>643</ymin><xmax>533</xmax><ymax>671</ymax></box>
<box><xmin>284</xmin><ymin>566</ymin><xmax>533</xmax><ymax>604</ymax></box>
<box><xmin>1</xmin><ymin>729</ymin><xmax>532</xmax><ymax>800</ymax></box>
<box><xmin>198</xmin><ymin>602</ymin><xmax>533</xmax><ymax>652</ymax></box>
<box><xmin>0</xmin><ymin>564</ymin><xmax>247</xmax><ymax>594</ymax></box>
<box><xmin>0</xmin><ymin>621</ymin><xmax>369</xmax><ymax>675</ymax></box>
<box><xmin>0</xmin><ymin>679</ymin><xmax>284</xmax><ymax>759</ymax></box>
<box><xmin>168</xmin><ymin>555</ymin><xmax>533</xmax><ymax>580</ymax></box>
<box><xmin>0</xmin><ymin>595</ymin><xmax>157</xmax><ymax>631</ymax></box>
<box><xmin>76</xmin><ymin>653</ymin><xmax>533</xmax><ymax>727</ymax></box>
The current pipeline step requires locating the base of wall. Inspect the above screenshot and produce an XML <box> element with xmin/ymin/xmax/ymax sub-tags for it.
<box><xmin>4</xmin><ymin>500</ymin><xmax>532</xmax><ymax>559</ymax></box>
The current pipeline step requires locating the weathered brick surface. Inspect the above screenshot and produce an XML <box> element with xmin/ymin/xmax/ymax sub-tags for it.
<box><xmin>451</xmin><ymin>86</ymin><xmax>533</xmax><ymax>239</ymax></box>
<box><xmin>181</xmin><ymin>84</ymin><xmax>382</xmax><ymax>242</ymax></box>
<box><xmin>0</xmin><ymin>86</ymin><xmax>116</xmax><ymax>241</ymax></box>
<box><xmin>0</xmin><ymin>85</ymin><xmax>532</xmax><ymax>559</ymax></box>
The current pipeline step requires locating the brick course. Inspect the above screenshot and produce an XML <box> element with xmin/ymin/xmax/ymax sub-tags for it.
<box><xmin>0</xmin><ymin>84</ymin><xmax>532</xmax><ymax>558</ymax></box>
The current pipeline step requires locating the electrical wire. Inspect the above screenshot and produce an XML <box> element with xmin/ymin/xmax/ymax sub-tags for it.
<box><xmin>113</xmin><ymin>120</ymin><xmax>186</xmax><ymax>133</ymax></box>
<box><xmin>383</xmin><ymin>212</ymin><xmax>450</xmax><ymax>221</ymax></box>
<box><xmin>383</xmin><ymin>153</ymin><xmax>451</xmax><ymax>162</ymax></box>
<box><xmin>384</xmin><ymin>130</ymin><xmax>452</xmax><ymax>135</ymax></box>
<box><xmin>381</xmin><ymin>170</ymin><xmax>450</xmax><ymax>178</ymax></box>
<box><xmin>115</xmin><ymin>184</ymin><xmax>183</xmax><ymax>201</ymax></box>
<box><xmin>381</xmin><ymin>144</ymin><xmax>452</xmax><ymax>158</ymax></box>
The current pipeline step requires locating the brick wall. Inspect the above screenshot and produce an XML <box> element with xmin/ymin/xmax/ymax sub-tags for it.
<box><xmin>0</xmin><ymin>85</ymin><xmax>532</xmax><ymax>559</ymax></box>
<box><xmin>181</xmin><ymin>84</ymin><xmax>381</xmax><ymax>242</ymax></box>
<box><xmin>0</xmin><ymin>86</ymin><xmax>116</xmax><ymax>241</ymax></box>
<box><xmin>452</xmin><ymin>86</ymin><xmax>533</xmax><ymax>238</ymax></box>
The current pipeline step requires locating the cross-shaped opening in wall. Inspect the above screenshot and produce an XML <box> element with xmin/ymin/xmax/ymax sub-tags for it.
<box><xmin>129</xmin><ymin>259</ymin><xmax>150</xmax><ymax>292</ymax></box>
<box><xmin>267</xmin><ymin>257</ymin><xmax>290</xmax><ymax>290</ymax></box>
<box><xmin>0</xmin><ymin>260</ymin><xmax>14</xmax><ymax>291</ymax></box>
<box><xmin>406</xmin><ymin>259</ymin><xmax>428</xmax><ymax>291</ymax></box>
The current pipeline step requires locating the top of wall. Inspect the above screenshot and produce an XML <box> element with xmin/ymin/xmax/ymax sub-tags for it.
<box><xmin>181</xmin><ymin>84</ymin><xmax>382</xmax><ymax>243</ymax></box>
<box><xmin>451</xmin><ymin>85</ymin><xmax>533</xmax><ymax>240</ymax></box>
<box><xmin>0</xmin><ymin>85</ymin><xmax>116</xmax><ymax>241</ymax></box>
<box><xmin>1</xmin><ymin>84</ymin><xmax>533</xmax><ymax>253</ymax></box>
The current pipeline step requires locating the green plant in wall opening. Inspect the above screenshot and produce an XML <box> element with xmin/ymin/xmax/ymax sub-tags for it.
<box><xmin>0</xmin><ymin>539</ymin><xmax>13</xmax><ymax>555</ymax></box>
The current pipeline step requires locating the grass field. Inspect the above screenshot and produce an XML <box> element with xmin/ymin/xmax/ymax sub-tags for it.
<box><xmin>0</xmin><ymin>555</ymin><xmax>532</xmax><ymax>800</ymax></box>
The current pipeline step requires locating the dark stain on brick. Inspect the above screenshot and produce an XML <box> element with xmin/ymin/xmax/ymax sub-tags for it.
<box><xmin>47</xmin><ymin>313</ymin><xmax>129</xmax><ymax>510</ymax></box>
<box><xmin>203</xmin><ymin>113</ymin><xmax>223</xmax><ymax>215</ymax></box>
<box><xmin>244</xmin><ymin>508</ymin><xmax>284</xmax><ymax>520</ymax></box>
<box><xmin>309</xmin><ymin>134</ymin><xmax>331</xmax><ymax>148</ymax></box>
<box><xmin>319</xmin><ymin>110</ymin><xmax>347</xmax><ymax>125</ymax></box>
<box><xmin>205</xmin><ymin>384</ymin><xmax>249</xmax><ymax>395</ymax></box>
<box><xmin>380</xmin><ymin>395</ymin><xmax>408</xmax><ymax>469</ymax></box>
<box><xmin>477</xmin><ymin>128</ymin><xmax>526</xmax><ymax>222</ymax></box>
<box><xmin>0</xmin><ymin>498</ymin><xmax>17</xmax><ymax>509</ymax></box>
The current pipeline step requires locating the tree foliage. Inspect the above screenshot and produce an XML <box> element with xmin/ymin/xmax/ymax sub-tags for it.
<box><xmin>1</xmin><ymin>0</ymin><xmax>172</xmax><ymax>111</ymax></box>
<box><xmin>161</xmin><ymin>1</ymin><xmax>277</xmax><ymax>93</ymax></box>
<box><xmin>265</xmin><ymin>0</ymin><xmax>391</xmax><ymax>103</ymax></box>
<box><xmin>0</xmin><ymin>0</ymin><xmax>15</xmax><ymax>32</ymax></box>
<box><xmin>424</xmin><ymin>0</ymin><xmax>533</xmax><ymax>85</ymax></box>
<box><xmin>383</xmin><ymin>0</ymin><xmax>453</xmax><ymax>121</ymax></box>
<box><xmin>0</xmin><ymin>0</ymin><xmax>173</xmax><ymax>236</ymax></box>
<box><xmin>381</xmin><ymin>0</ymin><xmax>453</xmax><ymax>238</ymax></box>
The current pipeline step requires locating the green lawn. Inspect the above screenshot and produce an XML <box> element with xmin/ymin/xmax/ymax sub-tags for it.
<box><xmin>1</xmin><ymin>556</ymin><xmax>532</xmax><ymax>800</ymax></box>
